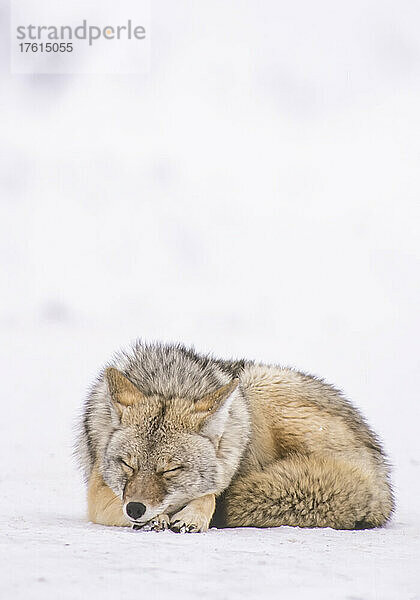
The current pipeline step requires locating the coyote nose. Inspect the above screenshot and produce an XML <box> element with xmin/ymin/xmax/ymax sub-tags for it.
<box><xmin>126</xmin><ymin>502</ymin><xmax>146</xmax><ymax>520</ymax></box>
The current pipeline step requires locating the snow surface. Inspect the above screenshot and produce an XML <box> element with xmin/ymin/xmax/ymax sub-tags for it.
<box><xmin>1</xmin><ymin>0</ymin><xmax>420</xmax><ymax>598</ymax></box>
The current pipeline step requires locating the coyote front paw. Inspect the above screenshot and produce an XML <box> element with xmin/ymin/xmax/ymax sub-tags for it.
<box><xmin>150</xmin><ymin>513</ymin><xmax>170</xmax><ymax>531</ymax></box>
<box><xmin>170</xmin><ymin>506</ymin><xmax>210</xmax><ymax>533</ymax></box>
<box><xmin>132</xmin><ymin>513</ymin><xmax>170</xmax><ymax>532</ymax></box>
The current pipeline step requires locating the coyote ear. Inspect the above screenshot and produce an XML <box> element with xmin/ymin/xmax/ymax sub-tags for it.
<box><xmin>196</xmin><ymin>379</ymin><xmax>239</xmax><ymax>444</ymax></box>
<box><xmin>105</xmin><ymin>367</ymin><xmax>145</xmax><ymax>416</ymax></box>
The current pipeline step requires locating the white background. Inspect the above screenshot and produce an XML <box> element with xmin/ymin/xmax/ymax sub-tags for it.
<box><xmin>1</xmin><ymin>1</ymin><xmax>419</xmax><ymax>598</ymax></box>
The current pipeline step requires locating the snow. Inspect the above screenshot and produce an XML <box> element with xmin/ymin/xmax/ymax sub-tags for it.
<box><xmin>3</xmin><ymin>514</ymin><xmax>419</xmax><ymax>600</ymax></box>
<box><xmin>1</xmin><ymin>0</ymin><xmax>420</xmax><ymax>598</ymax></box>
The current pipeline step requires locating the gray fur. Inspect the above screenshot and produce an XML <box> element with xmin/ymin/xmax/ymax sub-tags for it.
<box><xmin>75</xmin><ymin>341</ymin><xmax>247</xmax><ymax>482</ymax></box>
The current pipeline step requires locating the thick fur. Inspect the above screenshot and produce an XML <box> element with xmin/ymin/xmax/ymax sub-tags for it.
<box><xmin>75</xmin><ymin>341</ymin><xmax>394</xmax><ymax>532</ymax></box>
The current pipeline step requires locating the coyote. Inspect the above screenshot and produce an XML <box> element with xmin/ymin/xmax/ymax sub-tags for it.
<box><xmin>75</xmin><ymin>342</ymin><xmax>393</xmax><ymax>532</ymax></box>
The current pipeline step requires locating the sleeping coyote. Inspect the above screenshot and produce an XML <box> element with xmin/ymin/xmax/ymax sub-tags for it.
<box><xmin>75</xmin><ymin>342</ymin><xmax>393</xmax><ymax>532</ymax></box>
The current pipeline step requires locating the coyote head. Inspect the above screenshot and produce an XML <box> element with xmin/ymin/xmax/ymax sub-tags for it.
<box><xmin>101</xmin><ymin>367</ymin><xmax>239</xmax><ymax>526</ymax></box>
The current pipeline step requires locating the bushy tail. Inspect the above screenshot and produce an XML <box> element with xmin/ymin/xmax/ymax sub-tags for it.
<box><xmin>225</xmin><ymin>454</ymin><xmax>393</xmax><ymax>530</ymax></box>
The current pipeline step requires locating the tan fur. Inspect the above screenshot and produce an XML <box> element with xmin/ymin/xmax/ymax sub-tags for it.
<box><xmin>87</xmin><ymin>467</ymin><xmax>130</xmax><ymax>527</ymax></box>
<box><xmin>170</xmin><ymin>494</ymin><xmax>216</xmax><ymax>532</ymax></box>
<box><xmin>106</xmin><ymin>367</ymin><xmax>147</xmax><ymax>413</ymax></box>
<box><xmin>195</xmin><ymin>379</ymin><xmax>239</xmax><ymax>414</ymax></box>
<box><xmin>226</xmin><ymin>455</ymin><xmax>387</xmax><ymax>529</ymax></box>
<box><xmin>224</xmin><ymin>364</ymin><xmax>393</xmax><ymax>528</ymax></box>
<box><xmin>123</xmin><ymin>469</ymin><xmax>167</xmax><ymax>508</ymax></box>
